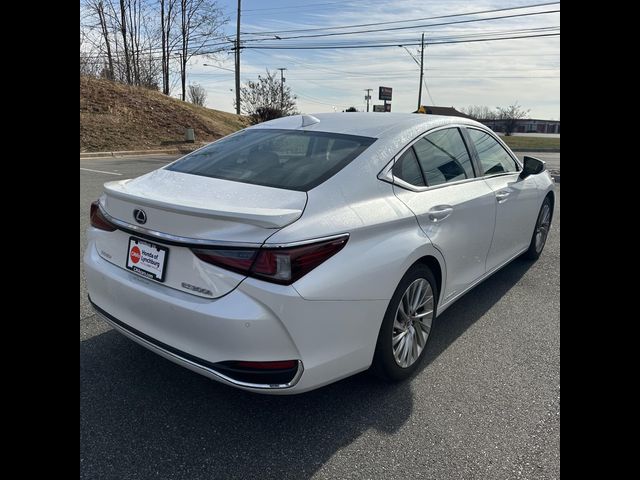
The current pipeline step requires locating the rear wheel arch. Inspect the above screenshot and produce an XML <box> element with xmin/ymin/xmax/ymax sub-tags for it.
<box><xmin>545</xmin><ymin>191</ymin><xmax>555</xmax><ymax>220</ymax></box>
<box><xmin>415</xmin><ymin>255</ymin><xmax>442</xmax><ymax>304</ymax></box>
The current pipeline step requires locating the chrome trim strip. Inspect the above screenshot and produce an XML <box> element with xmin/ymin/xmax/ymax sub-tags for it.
<box><xmin>100</xmin><ymin>204</ymin><xmax>350</xmax><ymax>250</ymax></box>
<box><xmin>94</xmin><ymin>308</ymin><xmax>304</xmax><ymax>390</ymax></box>
<box><xmin>377</xmin><ymin>123</ymin><xmax>524</xmax><ymax>191</ymax></box>
<box><xmin>377</xmin><ymin>123</ymin><xmax>486</xmax><ymax>192</ymax></box>
<box><xmin>264</xmin><ymin>233</ymin><xmax>350</xmax><ymax>248</ymax></box>
<box><xmin>98</xmin><ymin>205</ymin><xmax>264</xmax><ymax>248</ymax></box>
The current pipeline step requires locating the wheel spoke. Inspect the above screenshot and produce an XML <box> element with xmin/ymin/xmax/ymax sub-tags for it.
<box><xmin>397</xmin><ymin>303</ymin><xmax>410</xmax><ymax>322</ymax></box>
<box><xmin>393</xmin><ymin>329</ymin><xmax>408</xmax><ymax>345</ymax></box>
<box><xmin>415</xmin><ymin>324</ymin><xmax>426</xmax><ymax>348</ymax></box>
<box><xmin>394</xmin><ymin>335</ymin><xmax>406</xmax><ymax>364</ymax></box>
<box><xmin>411</xmin><ymin>281</ymin><xmax>423</xmax><ymax>312</ymax></box>
<box><xmin>410</xmin><ymin>330</ymin><xmax>418</xmax><ymax>363</ymax></box>
<box><xmin>416</xmin><ymin>294</ymin><xmax>433</xmax><ymax>310</ymax></box>
<box><xmin>413</xmin><ymin>309</ymin><xmax>433</xmax><ymax>319</ymax></box>
<box><xmin>417</xmin><ymin>319</ymin><xmax>431</xmax><ymax>339</ymax></box>
<box><xmin>394</xmin><ymin>318</ymin><xmax>405</xmax><ymax>331</ymax></box>
<box><xmin>401</xmin><ymin>294</ymin><xmax>411</xmax><ymax>316</ymax></box>
<box><xmin>402</xmin><ymin>334</ymin><xmax>411</xmax><ymax>366</ymax></box>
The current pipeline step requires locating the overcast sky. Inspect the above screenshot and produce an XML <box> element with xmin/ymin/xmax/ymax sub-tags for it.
<box><xmin>186</xmin><ymin>0</ymin><xmax>560</xmax><ymax>119</ymax></box>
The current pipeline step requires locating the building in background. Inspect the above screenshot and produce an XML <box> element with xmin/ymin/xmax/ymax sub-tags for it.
<box><xmin>480</xmin><ymin>118</ymin><xmax>560</xmax><ymax>134</ymax></box>
<box><xmin>413</xmin><ymin>107</ymin><xmax>560</xmax><ymax>134</ymax></box>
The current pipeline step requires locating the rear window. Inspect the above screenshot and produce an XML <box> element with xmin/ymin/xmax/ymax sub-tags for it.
<box><xmin>166</xmin><ymin>129</ymin><xmax>376</xmax><ymax>191</ymax></box>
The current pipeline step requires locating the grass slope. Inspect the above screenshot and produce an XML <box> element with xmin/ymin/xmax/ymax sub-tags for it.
<box><xmin>80</xmin><ymin>76</ymin><xmax>248</xmax><ymax>152</ymax></box>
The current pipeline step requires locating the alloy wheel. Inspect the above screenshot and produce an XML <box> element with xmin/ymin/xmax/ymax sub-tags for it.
<box><xmin>535</xmin><ymin>203</ymin><xmax>551</xmax><ymax>253</ymax></box>
<box><xmin>392</xmin><ymin>278</ymin><xmax>434</xmax><ymax>368</ymax></box>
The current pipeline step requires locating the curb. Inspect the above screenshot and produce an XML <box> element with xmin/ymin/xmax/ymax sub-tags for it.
<box><xmin>80</xmin><ymin>147</ymin><xmax>201</xmax><ymax>159</ymax></box>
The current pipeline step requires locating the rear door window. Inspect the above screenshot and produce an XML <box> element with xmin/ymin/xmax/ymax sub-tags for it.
<box><xmin>412</xmin><ymin>128</ymin><xmax>475</xmax><ymax>187</ymax></box>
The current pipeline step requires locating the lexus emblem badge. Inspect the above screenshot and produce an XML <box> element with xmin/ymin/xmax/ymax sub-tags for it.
<box><xmin>133</xmin><ymin>209</ymin><xmax>147</xmax><ymax>225</ymax></box>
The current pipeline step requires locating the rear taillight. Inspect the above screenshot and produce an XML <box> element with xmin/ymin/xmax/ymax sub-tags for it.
<box><xmin>90</xmin><ymin>200</ymin><xmax>116</xmax><ymax>231</ymax></box>
<box><xmin>191</xmin><ymin>248</ymin><xmax>258</xmax><ymax>276</ymax></box>
<box><xmin>192</xmin><ymin>235</ymin><xmax>348</xmax><ymax>285</ymax></box>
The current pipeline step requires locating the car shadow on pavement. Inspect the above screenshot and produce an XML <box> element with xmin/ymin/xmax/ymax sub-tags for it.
<box><xmin>416</xmin><ymin>257</ymin><xmax>534</xmax><ymax>376</ymax></box>
<box><xmin>80</xmin><ymin>259</ymin><xmax>533</xmax><ymax>480</ymax></box>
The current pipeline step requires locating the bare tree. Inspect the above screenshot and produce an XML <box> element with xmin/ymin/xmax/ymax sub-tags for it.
<box><xmin>238</xmin><ymin>69</ymin><xmax>298</xmax><ymax>124</ymax></box>
<box><xmin>160</xmin><ymin>0</ymin><xmax>178</xmax><ymax>95</ymax></box>
<box><xmin>460</xmin><ymin>105</ymin><xmax>498</xmax><ymax>120</ymax></box>
<box><xmin>496</xmin><ymin>102</ymin><xmax>530</xmax><ymax>136</ymax></box>
<box><xmin>179</xmin><ymin>0</ymin><xmax>227</xmax><ymax>101</ymax></box>
<box><xmin>118</xmin><ymin>0</ymin><xmax>132</xmax><ymax>84</ymax></box>
<box><xmin>187</xmin><ymin>83</ymin><xmax>207</xmax><ymax>106</ymax></box>
<box><xmin>95</xmin><ymin>1</ymin><xmax>114</xmax><ymax>79</ymax></box>
<box><xmin>126</xmin><ymin>0</ymin><xmax>141</xmax><ymax>84</ymax></box>
<box><xmin>81</xmin><ymin>0</ymin><xmax>220</xmax><ymax>92</ymax></box>
<box><xmin>81</xmin><ymin>1</ymin><xmax>115</xmax><ymax>78</ymax></box>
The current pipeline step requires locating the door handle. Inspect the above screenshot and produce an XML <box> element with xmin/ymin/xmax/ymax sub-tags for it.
<box><xmin>428</xmin><ymin>206</ymin><xmax>453</xmax><ymax>222</ymax></box>
<box><xmin>495</xmin><ymin>189</ymin><xmax>512</xmax><ymax>203</ymax></box>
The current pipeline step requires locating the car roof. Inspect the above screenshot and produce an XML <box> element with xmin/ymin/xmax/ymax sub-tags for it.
<box><xmin>248</xmin><ymin>112</ymin><xmax>486</xmax><ymax>139</ymax></box>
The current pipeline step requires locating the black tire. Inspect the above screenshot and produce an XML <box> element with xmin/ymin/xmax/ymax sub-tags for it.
<box><xmin>371</xmin><ymin>264</ymin><xmax>438</xmax><ymax>382</ymax></box>
<box><xmin>522</xmin><ymin>196</ymin><xmax>553</xmax><ymax>261</ymax></box>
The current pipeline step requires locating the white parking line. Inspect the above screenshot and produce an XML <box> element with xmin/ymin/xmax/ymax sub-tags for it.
<box><xmin>80</xmin><ymin>168</ymin><xmax>123</xmax><ymax>176</ymax></box>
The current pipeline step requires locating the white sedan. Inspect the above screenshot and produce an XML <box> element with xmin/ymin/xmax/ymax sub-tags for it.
<box><xmin>84</xmin><ymin>113</ymin><xmax>554</xmax><ymax>394</ymax></box>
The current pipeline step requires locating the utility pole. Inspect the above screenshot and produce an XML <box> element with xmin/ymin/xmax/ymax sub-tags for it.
<box><xmin>364</xmin><ymin>88</ymin><xmax>372</xmax><ymax>112</ymax></box>
<box><xmin>235</xmin><ymin>0</ymin><xmax>241</xmax><ymax>115</ymax></box>
<box><xmin>277</xmin><ymin>67</ymin><xmax>287</xmax><ymax>111</ymax></box>
<box><xmin>418</xmin><ymin>33</ymin><xmax>424</xmax><ymax>110</ymax></box>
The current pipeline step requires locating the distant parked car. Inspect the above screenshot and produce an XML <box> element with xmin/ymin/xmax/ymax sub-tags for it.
<box><xmin>84</xmin><ymin>113</ymin><xmax>554</xmax><ymax>394</ymax></box>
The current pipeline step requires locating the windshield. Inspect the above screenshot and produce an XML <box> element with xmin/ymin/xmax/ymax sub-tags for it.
<box><xmin>166</xmin><ymin>128</ymin><xmax>376</xmax><ymax>191</ymax></box>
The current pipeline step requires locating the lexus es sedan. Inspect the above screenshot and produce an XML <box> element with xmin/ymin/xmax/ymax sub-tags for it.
<box><xmin>84</xmin><ymin>113</ymin><xmax>554</xmax><ymax>394</ymax></box>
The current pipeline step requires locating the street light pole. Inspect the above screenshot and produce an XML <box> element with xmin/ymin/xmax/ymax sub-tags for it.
<box><xmin>277</xmin><ymin>67</ymin><xmax>287</xmax><ymax>112</ymax></box>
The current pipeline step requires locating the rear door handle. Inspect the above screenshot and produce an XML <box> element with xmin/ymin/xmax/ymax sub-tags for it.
<box><xmin>428</xmin><ymin>205</ymin><xmax>453</xmax><ymax>222</ymax></box>
<box><xmin>495</xmin><ymin>189</ymin><xmax>512</xmax><ymax>203</ymax></box>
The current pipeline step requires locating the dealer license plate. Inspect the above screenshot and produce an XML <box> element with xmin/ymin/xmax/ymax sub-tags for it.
<box><xmin>126</xmin><ymin>237</ymin><xmax>169</xmax><ymax>282</ymax></box>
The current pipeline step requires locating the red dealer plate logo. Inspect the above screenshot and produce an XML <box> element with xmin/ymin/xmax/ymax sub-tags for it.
<box><xmin>130</xmin><ymin>245</ymin><xmax>141</xmax><ymax>264</ymax></box>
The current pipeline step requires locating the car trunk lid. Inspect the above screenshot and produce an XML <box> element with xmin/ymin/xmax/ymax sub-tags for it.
<box><xmin>94</xmin><ymin>169</ymin><xmax>307</xmax><ymax>298</ymax></box>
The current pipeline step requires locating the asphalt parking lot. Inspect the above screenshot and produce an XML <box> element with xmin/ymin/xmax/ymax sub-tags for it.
<box><xmin>80</xmin><ymin>155</ymin><xmax>560</xmax><ymax>480</ymax></box>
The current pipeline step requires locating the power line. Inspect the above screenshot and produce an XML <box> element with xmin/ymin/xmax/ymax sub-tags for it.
<box><xmin>293</xmin><ymin>74</ymin><xmax>559</xmax><ymax>79</ymax></box>
<box><xmin>243</xmin><ymin>1</ymin><xmax>359</xmax><ymax>12</ymax></box>
<box><xmin>317</xmin><ymin>26</ymin><xmax>559</xmax><ymax>48</ymax></box>
<box><xmin>241</xmin><ymin>2</ymin><xmax>560</xmax><ymax>36</ymax></box>
<box><xmin>246</xmin><ymin>48</ymin><xmax>559</xmax><ymax>78</ymax></box>
<box><xmin>244</xmin><ymin>32</ymin><xmax>560</xmax><ymax>50</ymax></box>
<box><xmin>242</xmin><ymin>9</ymin><xmax>560</xmax><ymax>41</ymax></box>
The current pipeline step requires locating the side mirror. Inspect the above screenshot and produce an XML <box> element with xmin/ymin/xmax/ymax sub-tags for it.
<box><xmin>520</xmin><ymin>156</ymin><xmax>545</xmax><ymax>179</ymax></box>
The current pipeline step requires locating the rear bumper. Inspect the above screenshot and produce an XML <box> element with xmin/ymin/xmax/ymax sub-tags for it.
<box><xmin>90</xmin><ymin>299</ymin><xmax>304</xmax><ymax>389</ymax></box>
<box><xmin>84</xmin><ymin>240</ymin><xmax>388</xmax><ymax>394</ymax></box>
